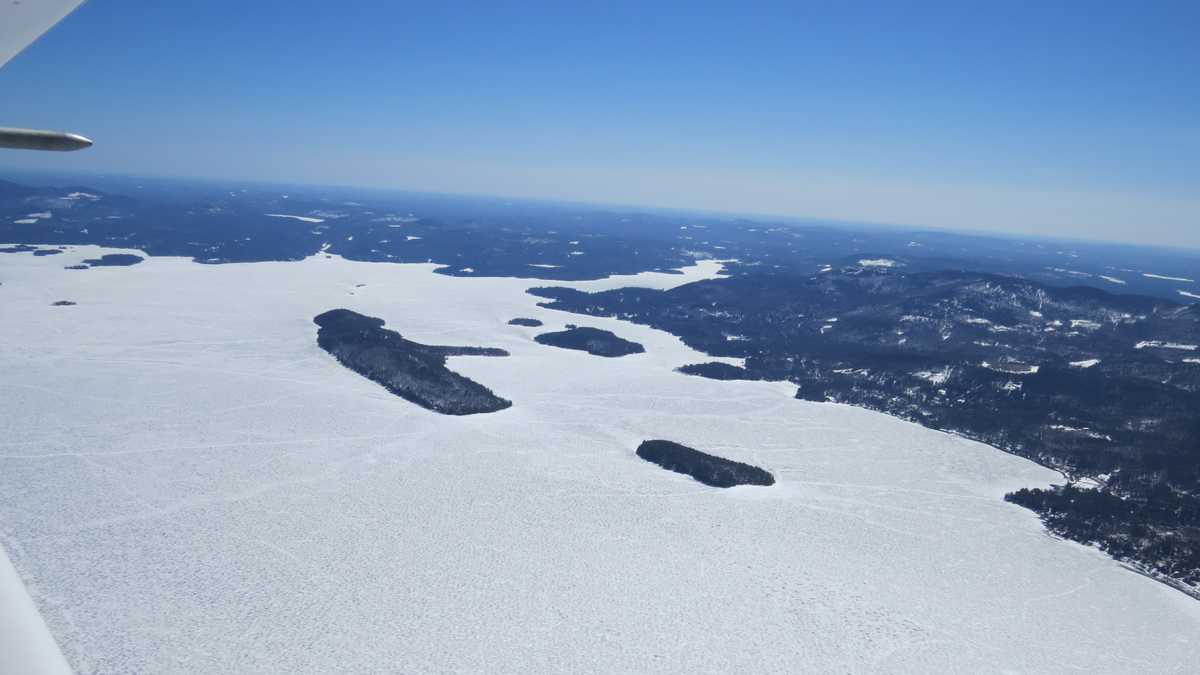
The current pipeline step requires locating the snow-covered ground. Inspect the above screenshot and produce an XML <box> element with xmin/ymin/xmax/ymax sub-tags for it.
<box><xmin>264</xmin><ymin>213</ymin><xmax>325</xmax><ymax>223</ymax></box>
<box><xmin>1142</xmin><ymin>272</ymin><xmax>1195</xmax><ymax>283</ymax></box>
<box><xmin>1</xmin><ymin>247</ymin><xmax>1199</xmax><ymax>674</ymax></box>
<box><xmin>556</xmin><ymin>258</ymin><xmax>729</xmax><ymax>292</ymax></box>
<box><xmin>857</xmin><ymin>258</ymin><xmax>897</xmax><ymax>268</ymax></box>
<box><xmin>1135</xmin><ymin>340</ymin><xmax>1198</xmax><ymax>351</ymax></box>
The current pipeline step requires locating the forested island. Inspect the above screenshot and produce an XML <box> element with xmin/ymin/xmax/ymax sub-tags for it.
<box><xmin>534</xmin><ymin>325</ymin><xmax>644</xmax><ymax>357</ymax></box>
<box><xmin>636</xmin><ymin>440</ymin><xmax>775</xmax><ymax>488</ymax></box>
<box><xmin>314</xmin><ymin>309</ymin><xmax>511</xmax><ymax>415</ymax></box>
<box><xmin>81</xmin><ymin>253</ymin><xmax>143</xmax><ymax>267</ymax></box>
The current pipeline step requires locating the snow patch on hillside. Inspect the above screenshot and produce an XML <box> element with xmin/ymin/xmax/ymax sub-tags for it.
<box><xmin>265</xmin><ymin>213</ymin><xmax>325</xmax><ymax>223</ymax></box>
<box><xmin>1143</xmin><ymin>272</ymin><xmax>1194</xmax><ymax>283</ymax></box>
<box><xmin>1135</xmin><ymin>341</ymin><xmax>1198</xmax><ymax>351</ymax></box>
<box><xmin>914</xmin><ymin>367</ymin><xmax>953</xmax><ymax>385</ymax></box>
<box><xmin>857</xmin><ymin>258</ymin><xmax>896</xmax><ymax>268</ymax></box>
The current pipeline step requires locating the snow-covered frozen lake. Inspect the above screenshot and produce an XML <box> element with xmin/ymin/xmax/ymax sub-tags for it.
<box><xmin>2</xmin><ymin>247</ymin><xmax>1198</xmax><ymax>673</ymax></box>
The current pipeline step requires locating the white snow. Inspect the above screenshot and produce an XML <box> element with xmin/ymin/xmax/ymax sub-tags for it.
<box><xmin>0</xmin><ymin>247</ymin><xmax>1198</xmax><ymax>673</ymax></box>
<box><xmin>1184</xmin><ymin>358</ymin><xmax>1200</xmax><ymax>364</ymax></box>
<box><xmin>1135</xmin><ymin>341</ymin><xmax>1198</xmax><ymax>351</ymax></box>
<box><xmin>914</xmin><ymin>368</ymin><xmax>952</xmax><ymax>385</ymax></box>
<box><xmin>1048</xmin><ymin>267</ymin><xmax>1091</xmax><ymax>278</ymax></box>
<box><xmin>14</xmin><ymin>212</ymin><xmax>52</xmax><ymax>224</ymax></box>
<box><xmin>857</xmin><ymin>258</ymin><xmax>896</xmax><ymax>268</ymax></box>
<box><xmin>405</xmin><ymin>235</ymin><xmax>422</xmax><ymax>241</ymax></box>
<box><xmin>981</xmin><ymin>361</ymin><xmax>1040</xmax><ymax>375</ymax></box>
<box><xmin>1143</xmin><ymin>272</ymin><xmax>1195</xmax><ymax>283</ymax></box>
<box><xmin>1098</xmin><ymin>275</ymin><xmax>1126</xmax><ymax>285</ymax></box>
<box><xmin>1179</xmin><ymin>290</ymin><xmax>1200</xmax><ymax>301</ymax></box>
<box><xmin>527</xmin><ymin>263</ymin><xmax>561</xmax><ymax>269</ymax></box>
<box><xmin>569</xmin><ymin>250</ymin><xmax>585</xmax><ymax>256</ymax></box>
<box><xmin>64</xmin><ymin>192</ymin><xmax>100</xmax><ymax>201</ymax></box>
<box><xmin>560</xmin><ymin>259</ymin><xmax>729</xmax><ymax>292</ymax></box>
<box><xmin>265</xmin><ymin>214</ymin><xmax>326</xmax><ymax>223</ymax></box>
<box><xmin>1069</xmin><ymin>319</ymin><xmax>1101</xmax><ymax>330</ymax></box>
<box><xmin>1047</xmin><ymin>425</ymin><xmax>1113</xmax><ymax>442</ymax></box>
<box><xmin>1069</xmin><ymin>359</ymin><xmax>1101</xmax><ymax>368</ymax></box>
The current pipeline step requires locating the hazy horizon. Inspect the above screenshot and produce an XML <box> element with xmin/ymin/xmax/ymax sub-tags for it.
<box><xmin>5</xmin><ymin>163</ymin><xmax>1200</xmax><ymax>257</ymax></box>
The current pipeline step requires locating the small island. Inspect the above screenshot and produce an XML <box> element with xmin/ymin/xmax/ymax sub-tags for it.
<box><xmin>636</xmin><ymin>440</ymin><xmax>775</xmax><ymax>488</ymax></box>
<box><xmin>508</xmin><ymin>317</ymin><xmax>543</xmax><ymax>327</ymax></box>
<box><xmin>313</xmin><ymin>308</ymin><xmax>511</xmax><ymax>415</ymax></box>
<box><xmin>81</xmin><ymin>253</ymin><xmax>143</xmax><ymax>267</ymax></box>
<box><xmin>677</xmin><ymin>362</ymin><xmax>755</xmax><ymax>380</ymax></box>
<box><xmin>51</xmin><ymin>300</ymin><xmax>77</xmax><ymax>306</ymax></box>
<box><xmin>534</xmin><ymin>325</ymin><xmax>644</xmax><ymax>357</ymax></box>
<box><xmin>32</xmin><ymin>248</ymin><xmax>64</xmax><ymax>256</ymax></box>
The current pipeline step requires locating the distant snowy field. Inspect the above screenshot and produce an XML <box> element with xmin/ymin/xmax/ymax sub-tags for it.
<box><xmin>1</xmin><ymin>247</ymin><xmax>1198</xmax><ymax>674</ymax></box>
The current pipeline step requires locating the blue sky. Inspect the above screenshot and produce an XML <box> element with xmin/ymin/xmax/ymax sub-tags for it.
<box><xmin>2</xmin><ymin>1</ymin><xmax>1198</xmax><ymax>247</ymax></box>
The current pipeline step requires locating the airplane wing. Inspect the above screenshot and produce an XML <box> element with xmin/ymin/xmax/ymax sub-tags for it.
<box><xmin>0</xmin><ymin>0</ymin><xmax>92</xmax><ymax>151</ymax></box>
<box><xmin>0</xmin><ymin>0</ymin><xmax>87</xmax><ymax>68</ymax></box>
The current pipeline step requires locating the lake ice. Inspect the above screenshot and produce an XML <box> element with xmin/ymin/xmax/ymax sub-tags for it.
<box><xmin>1</xmin><ymin>247</ymin><xmax>1198</xmax><ymax>673</ymax></box>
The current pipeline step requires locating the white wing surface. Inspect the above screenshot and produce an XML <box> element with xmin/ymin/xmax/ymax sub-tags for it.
<box><xmin>0</xmin><ymin>0</ymin><xmax>87</xmax><ymax>68</ymax></box>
